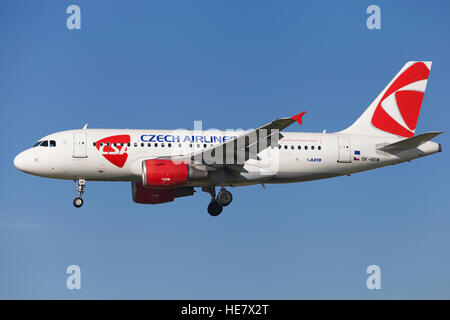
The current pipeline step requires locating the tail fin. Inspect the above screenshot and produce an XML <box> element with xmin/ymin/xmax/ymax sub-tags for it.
<box><xmin>341</xmin><ymin>61</ymin><xmax>432</xmax><ymax>137</ymax></box>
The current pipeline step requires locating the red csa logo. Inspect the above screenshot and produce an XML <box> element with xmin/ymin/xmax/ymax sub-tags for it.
<box><xmin>96</xmin><ymin>135</ymin><xmax>130</xmax><ymax>168</ymax></box>
<box><xmin>371</xmin><ymin>62</ymin><xmax>430</xmax><ymax>137</ymax></box>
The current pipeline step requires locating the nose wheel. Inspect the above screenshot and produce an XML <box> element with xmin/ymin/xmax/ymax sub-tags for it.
<box><xmin>202</xmin><ymin>186</ymin><xmax>233</xmax><ymax>216</ymax></box>
<box><xmin>73</xmin><ymin>197</ymin><xmax>84</xmax><ymax>208</ymax></box>
<box><xmin>73</xmin><ymin>179</ymin><xmax>86</xmax><ymax>208</ymax></box>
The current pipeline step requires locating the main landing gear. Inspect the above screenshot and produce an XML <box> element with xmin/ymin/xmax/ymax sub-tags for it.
<box><xmin>203</xmin><ymin>186</ymin><xmax>233</xmax><ymax>216</ymax></box>
<box><xmin>207</xmin><ymin>200</ymin><xmax>223</xmax><ymax>217</ymax></box>
<box><xmin>217</xmin><ymin>188</ymin><xmax>233</xmax><ymax>207</ymax></box>
<box><xmin>73</xmin><ymin>179</ymin><xmax>86</xmax><ymax>208</ymax></box>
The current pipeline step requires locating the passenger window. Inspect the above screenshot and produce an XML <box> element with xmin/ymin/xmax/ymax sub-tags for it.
<box><xmin>189</xmin><ymin>144</ymin><xmax>193</xmax><ymax>148</ymax></box>
<box><xmin>93</xmin><ymin>142</ymin><xmax>96</xmax><ymax>147</ymax></box>
<box><xmin>178</xmin><ymin>143</ymin><xmax>182</xmax><ymax>148</ymax></box>
<box><xmin>291</xmin><ymin>145</ymin><xmax>294</xmax><ymax>150</ymax></box>
<box><xmin>318</xmin><ymin>146</ymin><xmax>322</xmax><ymax>150</ymax></box>
<box><xmin>284</xmin><ymin>145</ymin><xmax>288</xmax><ymax>150</ymax></box>
<box><xmin>148</xmin><ymin>143</ymin><xmax>151</xmax><ymax>147</ymax></box>
<box><xmin>311</xmin><ymin>146</ymin><xmax>315</xmax><ymax>150</ymax></box>
<box><xmin>304</xmin><ymin>146</ymin><xmax>308</xmax><ymax>150</ymax></box>
<box><xmin>50</xmin><ymin>140</ymin><xmax>56</xmax><ymax>147</ymax></box>
<box><xmin>127</xmin><ymin>143</ymin><xmax>131</xmax><ymax>147</ymax></box>
<box><xmin>168</xmin><ymin>143</ymin><xmax>172</xmax><ymax>148</ymax></box>
<box><xmin>41</xmin><ymin>141</ymin><xmax>48</xmax><ymax>147</ymax></box>
<box><xmin>298</xmin><ymin>145</ymin><xmax>301</xmax><ymax>150</ymax></box>
<box><xmin>141</xmin><ymin>143</ymin><xmax>144</xmax><ymax>147</ymax></box>
<box><xmin>134</xmin><ymin>143</ymin><xmax>137</xmax><ymax>147</ymax></box>
<box><xmin>203</xmin><ymin>144</ymin><xmax>207</xmax><ymax>148</ymax></box>
<box><xmin>154</xmin><ymin>143</ymin><xmax>158</xmax><ymax>147</ymax></box>
<box><xmin>161</xmin><ymin>143</ymin><xmax>165</xmax><ymax>147</ymax></box>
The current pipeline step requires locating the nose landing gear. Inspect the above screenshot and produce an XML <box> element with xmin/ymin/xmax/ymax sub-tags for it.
<box><xmin>73</xmin><ymin>179</ymin><xmax>86</xmax><ymax>208</ymax></box>
<box><xmin>202</xmin><ymin>186</ymin><xmax>233</xmax><ymax>216</ymax></box>
<box><xmin>73</xmin><ymin>197</ymin><xmax>83</xmax><ymax>208</ymax></box>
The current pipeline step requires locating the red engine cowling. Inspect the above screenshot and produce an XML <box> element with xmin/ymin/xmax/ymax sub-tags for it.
<box><xmin>131</xmin><ymin>181</ymin><xmax>195</xmax><ymax>204</ymax></box>
<box><xmin>142</xmin><ymin>159</ymin><xmax>207</xmax><ymax>188</ymax></box>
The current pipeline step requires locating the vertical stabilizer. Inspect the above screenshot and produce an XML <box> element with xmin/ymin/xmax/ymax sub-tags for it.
<box><xmin>340</xmin><ymin>61</ymin><xmax>432</xmax><ymax>137</ymax></box>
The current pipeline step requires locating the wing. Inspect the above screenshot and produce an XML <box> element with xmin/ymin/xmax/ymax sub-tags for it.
<box><xmin>168</xmin><ymin>112</ymin><xmax>306</xmax><ymax>168</ymax></box>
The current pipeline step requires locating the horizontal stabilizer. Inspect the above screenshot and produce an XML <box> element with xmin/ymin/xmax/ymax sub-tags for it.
<box><xmin>378</xmin><ymin>131</ymin><xmax>442</xmax><ymax>152</ymax></box>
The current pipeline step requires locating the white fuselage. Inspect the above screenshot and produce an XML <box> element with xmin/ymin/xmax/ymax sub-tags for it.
<box><xmin>13</xmin><ymin>128</ymin><xmax>441</xmax><ymax>187</ymax></box>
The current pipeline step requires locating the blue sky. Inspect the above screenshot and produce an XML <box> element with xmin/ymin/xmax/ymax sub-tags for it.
<box><xmin>1</xmin><ymin>0</ymin><xmax>449</xmax><ymax>299</ymax></box>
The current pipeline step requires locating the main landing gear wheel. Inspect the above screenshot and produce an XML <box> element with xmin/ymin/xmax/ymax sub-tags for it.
<box><xmin>207</xmin><ymin>200</ymin><xmax>223</xmax><ymax>216</ymax></box>
<box><xmin>73</xmin><ymin>179</ymin><xmax>86</xmax><ymax>208</ymax></box>
<box><xmin>73</xmin><ymin>197</ymin><xmax>83</xmax><ymax>208</ymax></box>
<box><xmin>217</xmin><ymin>189</ymin><xmax>233</xmax><ymax>207</ymax></box>
<box><xmin>202</xmin><ymin>186</ymin><xmax>233</xmax><ymax>216</ymax></box>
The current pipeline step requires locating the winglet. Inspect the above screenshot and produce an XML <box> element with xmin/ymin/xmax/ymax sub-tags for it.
<box><xmin>291</xmin><ymin>111</ymin><xmax>306</xmax><ymax>125</ymax></box>
<box><xmin>82</xmin><ymin>123</ymin><xmax>88</xmax><ymax>130</ymax></box>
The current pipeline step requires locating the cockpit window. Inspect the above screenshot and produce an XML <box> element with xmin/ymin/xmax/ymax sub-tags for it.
<box><xmin>32</xmin><ymin>140</ymin><xmax>55</xmax><ymax>147</ymax></box>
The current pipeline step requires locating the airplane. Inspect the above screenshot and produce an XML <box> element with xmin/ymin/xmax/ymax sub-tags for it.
<box><xmin>13</xmin><ymin>61</ymin><xmax>442</xmax><ymax>216</ymax></box>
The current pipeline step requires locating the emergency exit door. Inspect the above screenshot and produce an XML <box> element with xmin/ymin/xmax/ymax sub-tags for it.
<box><xmin>73</xmin><ymin>132</ymin><xmax>87</xmax><ymax>158</ymax></box>
<box><xmin>337</xmin><ymin>136</ymin><xmax>351</xmax><ymax>163</ymax></box>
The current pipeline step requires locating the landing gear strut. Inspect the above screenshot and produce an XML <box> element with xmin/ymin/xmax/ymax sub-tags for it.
<box><xmin>73</xmin><ymin>179</ymin><xmax>86</xmax><ymax>208</ymax></box>
<box><xmin>202</xmin><ymin>186</ymin><xmax>233</xmax><ymax>216</ymax></box>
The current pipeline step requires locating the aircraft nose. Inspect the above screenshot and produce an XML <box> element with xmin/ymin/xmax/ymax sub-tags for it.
<box><xmin>14</xmin><ymin>151</ymin><xmax>29</xmax><ymax>172</ymax></box>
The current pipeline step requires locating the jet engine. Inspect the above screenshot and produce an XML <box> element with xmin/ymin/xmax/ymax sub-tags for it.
<box><xmin>142</xmin><ymin>159</ymin><xmax>208</xmax><ymax>188</ymax></box>
<box><xmin>131</xmin><ymin>181</ymin><xmax>195</xmax><ymax>204</ymax></box>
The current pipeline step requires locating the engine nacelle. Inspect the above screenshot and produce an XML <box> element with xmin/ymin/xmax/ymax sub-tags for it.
<box><xmin>132</xmin><ymin>181</ymin><xmax>195</xmax><ymax>204</ymax></box>
<box><xmin>142</xmin><ymin>159</ymin><xmax>207</xmax><ymax>188</ymax></box>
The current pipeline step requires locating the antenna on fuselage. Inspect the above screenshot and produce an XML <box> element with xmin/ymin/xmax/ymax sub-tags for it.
<box><xmin>82</xmin><ymin>123</ymin><xmax>88</xmax><ymax>130</ymax></box>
